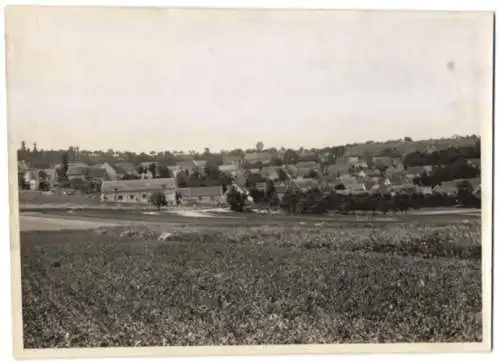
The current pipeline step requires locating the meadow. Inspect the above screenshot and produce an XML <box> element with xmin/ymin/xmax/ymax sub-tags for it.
<box><xmin>20</xmin><ymin>219</ymin><xmax>482</xmax><ymax>348</ymax></box>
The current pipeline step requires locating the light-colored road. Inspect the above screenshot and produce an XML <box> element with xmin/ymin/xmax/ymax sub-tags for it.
<box><xmin>18</xmin><ymin>205</ymin><xmax>480</xmax><ymax>232</ymax></box>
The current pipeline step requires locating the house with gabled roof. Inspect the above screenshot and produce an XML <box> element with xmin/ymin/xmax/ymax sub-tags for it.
<box><xmin>422</xmin><ymin>165</ymin><xmax>434</xmax><ymax>173</ymax></box>
<box><xmin>175</xmin><ymin>154</ymin><xmax>195</xmax><ymax>163</ymax></box>
<box><xmin>466</xmin><ymin>159</ymin><xmax>481</xmax><ymax>169</ymax></box>
<box><xmin>99</xmin><ymin>162</ymin><xmax>119</xmax><ymax>181</ymax></box>
<box><xmin>222</xmin><ymin>154</ymin><xmax>244</xmax><ymax>167</ymax></box>
<box><xmin>244</xmin><ymin>152</ymin><xmax>272</xmax><ymax>165</ymax></box>
<box><xmin>434</xmin><ymin>181</ymin><xmax>458</xmax><ymax>195</ymax></box>
<box><xmin>176</xmin><ymin>186</ymin><xmax>225</xmax><ymax>206</ymax></box>
<box><xmin>293</xmin><ymin>178</ymin><xmax>320</xmax><ymax>191</ymax></box>
<box><xmin>67</xmin><ymin>162</ymin><xmax>89</xmax><ymax>181</ymax></box>
<box><xmin>116</xmin><ymin>162</ymin><xmax>140</xmax><ymax>178</ymax></box>
<box><xmin>261</xmin><ymin>166</ymin><xmax>282</xmax><ymax>181</ymax></box>
<box><xmin>296</xmin><ymin>160</ymin><xmax>319</xmax><ymax>169</ymax></box>
<box><xmin>372</xmin><ymin>156</ymin><xmax>394</xmax><ymax>168</ymax></box>
<box><xmin>18</xmin><ymin>160</ymin><xmax>29</xmax><ymax>172</ymax></box>
<box><xmin>194</xmin><ymin>160</ymin><xmax>208</xmax><ymax>169</ymax></box>
<box><xmin>457</xmin><ymin>177</ymin><xmax>481</xmax><ymax>190</ymax></box>
<box><xmin>405</xmin><ymin>166</ymin><xmax>427</xmax><ymax>179</ymax></box>
<box><xmin>219</xmin><ymin>164</ymin><xmax>240</xmax><ymax>174</ymax></box>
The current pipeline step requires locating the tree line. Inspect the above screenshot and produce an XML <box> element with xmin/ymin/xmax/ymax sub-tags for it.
<box><xmin>226</xmin><ymin>178</ymin><xmax>481</xmax><ymax>214</ymax></box>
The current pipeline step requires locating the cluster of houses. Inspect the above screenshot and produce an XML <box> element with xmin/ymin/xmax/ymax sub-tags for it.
<box><xmin>17</xmin><ymin>149</ymin><xmax>481</xmax><ymax>206</ymax></box>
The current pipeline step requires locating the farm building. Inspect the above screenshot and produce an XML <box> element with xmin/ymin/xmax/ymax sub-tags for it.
<box><xmin>219</xmin><ymin>164</ymin><xmax>240</xmax><ymax>174</ymax></box>
<box><xmin>372</xmin><ymin>156</ymin><xmax>394</xmax><ymax>168</ymax></box>
<box><xmin>65</xmin><ymin>162</ymin><xmax>88</xmax><ymax>181</ymax></box>
<box><xmin>405</xmin><ymin>166</ymin><xmax>427</xmax><ymax>179</ymax></box>
<box><xmin>466</xmin><ymin>158</ymin><xmax>481</xmax><ymax>169</ymax></box>
<box><xmin>176</xmin><ymin>186</ymin><xmax>225</xmax><ymax>206</ymax></box>
<box><xmin>221</xmin><ymin>154</ymin><xmax>244</xmax><ymax>167</ymax></box>
<box><xmin>260</xmin><ymin>166</ymin><xmax>282</xmax><ymax>181</ymax></box>
<box><xmin>101</xmin><ymin>178</ymin><xmax>177</xmax><ymax>204</ymax></box>
<box><xmin>434</xmin><ymin>181</ymin><xmax>458</xmax><ymax>195</ymax></box>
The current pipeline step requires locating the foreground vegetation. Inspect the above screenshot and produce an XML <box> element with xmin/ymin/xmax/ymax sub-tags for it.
<box><xmin>21</xmin><ymin>220</ymin><xmax>482</xmax><ymax>348</ymax></box>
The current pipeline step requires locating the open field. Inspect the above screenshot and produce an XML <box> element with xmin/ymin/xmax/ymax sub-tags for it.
<box><xmin>20</xmin><ymin>214</ymin><xmax>125</xmax><ymax>231</ymax></box>
<box><xmin>20</xmin><ymin>216</ymin><xmax>482</xmax><ymax>348</ymax></box>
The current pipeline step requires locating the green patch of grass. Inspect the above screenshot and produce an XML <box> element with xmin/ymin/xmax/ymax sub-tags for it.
<box><xmin>20</xmin><ymin>222</ymin><xmax>482</xmax><ymax>348</ymax></box>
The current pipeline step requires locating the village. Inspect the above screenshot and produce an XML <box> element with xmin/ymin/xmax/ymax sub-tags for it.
<box><xmin>17</xmin><ymin>136</ymin><xmax>481</xmax><ymax>210</ymax></box>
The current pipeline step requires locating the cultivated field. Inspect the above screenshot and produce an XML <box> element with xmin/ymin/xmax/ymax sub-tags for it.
<box><xmin>19</xmin><ymin>216</ymin><xmax>482</xmax><ymax>348</ymax></box>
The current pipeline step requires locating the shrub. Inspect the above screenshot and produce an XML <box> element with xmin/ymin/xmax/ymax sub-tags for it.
<box><xmin>149</xmin><ymin>191</ymin><xmax>167</xmax><ymax>210</ymax></box>
<box><xmin>226</xmin><ymin>186</ymin><xmax>246</xmax><ymax>212</ymax></box>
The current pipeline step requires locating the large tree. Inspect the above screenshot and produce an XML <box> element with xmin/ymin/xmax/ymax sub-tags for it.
<box><xmin>61</xmin><ymin>152</ymin><xmax>69</xmax><ymax>180</ymax></box>
<box><xmin>148</xmin><ymin>163</ymin><xmax>157</xmax><ymax>178</ymax></box>
<box><xmin>256</xmin><ymin>141</ymin><xmax>264</xmax><ymax>153</ymax></box>
<box><xmin>149</xmin><ymin>191</ymin><xmax>167</xmax><ymax>211</ymax></box>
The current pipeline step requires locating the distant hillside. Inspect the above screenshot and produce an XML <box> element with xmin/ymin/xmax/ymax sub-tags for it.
<box><xmin>16</xmin><ymin>135</ymin><xmax>480</xmax><ymax>168</ymax></box>
<box><xmin>343</xmin><ymin>136</ymin><xmax>479</xmax><ymax>158</ymax></box>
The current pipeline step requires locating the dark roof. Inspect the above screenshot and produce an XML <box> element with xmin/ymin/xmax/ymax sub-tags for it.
<box><xmin>219</xmin><ymin>164</ymin><xmax>239</xmax><ymax>172</ymax></box>
<box><xmin>67</xmin><ymin>165</ymin><xmax>88</xmax><ymax>176</ymax></box>
<box><xmin>222</xmin><ymin>154</ymin><xmax>244</xmax><ymax>163</ymax></box>
<box><xmin>86</xmin><ymin>167</ymin><xmax>110</xmax><ymax>180</ymax></box>
<box><xmin>177</xmin><ymin>186</ymin><xmax>224</xmax><ymax>197</ymax></box>
<box><xmin>101</xmin><ymin>179</ymin><xmax>176</xmax><ymax>193</ymax></box>
<box><xmin>116</xmin><ymin>162</ymin><xmax>138</xmax><ymax>174</ymax></box>
<box><xmin>244</xmin><ymin>152</ymin><xmax>272</xmax><ymax>161</ymax></box>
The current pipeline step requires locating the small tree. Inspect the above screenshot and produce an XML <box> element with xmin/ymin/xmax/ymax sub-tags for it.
<box><xmin>277</xmin><ymin>168</ymin><xmax>289</xmax><ymax>181</ymax></box>
<box><xmin>158</xmin><ymin>165</ymin><xmax>172</xmax><ymax>178</ymax></box>
<box><xmin>226</xmin><ymin>186</ymin><xmax>246</xmax><ymax>212</ymax></box>
<box><xmin>18</xmin><ymin>171</ymin><xmax>26</xmax><ymax>190</ymax></box>
<box><xmin>61</xmin><ymin>152</ymin><xmax>69</xmax><ymax>180</ymax></box>
<box><xmin>175</xmin><ymin>191</ymin><xmax>182</xmax><ymax>205</ymax></box>
<box><xmin>456</xmin><ymin>180</ymin><xmax>474</xmax><ymax>207</ymax></box>
<box><xmin>334</xmin><ymin>183</ymin><xmax>346</xmax><ymax>191</ymax></box>
<box><xmin>256</xmin><ymin>141</ymin><xmax>264</xmax><ymax>153</ymax></box>
<box><xmin>148</xmin><ymin>163</ymin><xmax>157</xmax><ymax>178</ymax></box>
<box><xmin>150</xmin><ymin>191</ymin><xmax>167</xmax><ymax>211</ymax></box>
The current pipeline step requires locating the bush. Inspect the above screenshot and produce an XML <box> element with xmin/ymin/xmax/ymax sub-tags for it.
<box><xmin>149</xmin><ymin>191</ymin><xmax>167</xmax><ymax>210</ymax></box>
<box><xmin>226</xmin><ymin>186</ymin><xmax>246</xmax><ymax>212</ymax></box>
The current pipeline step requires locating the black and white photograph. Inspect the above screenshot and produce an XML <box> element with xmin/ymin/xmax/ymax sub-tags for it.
<box><xmin>5</xmin><ymin>4</ymin><xmax>494</xmax><ymax>358</ymax></box>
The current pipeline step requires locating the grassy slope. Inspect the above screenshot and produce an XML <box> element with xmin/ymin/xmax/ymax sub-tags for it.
<box><xmin>20</xmin><ymin>222</ymin><xmax>481</xmax><ymax>348</ymax></box>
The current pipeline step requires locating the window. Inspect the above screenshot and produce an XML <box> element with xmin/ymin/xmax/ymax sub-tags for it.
<box><xmin>103</xmin><ymin>196</ymin><xmax>108</xmax><ymax>200</ymax></box>
<box><xmin>199</xmin><ymin>196</ymin><xmax>202</xmax><ymax>201</ymax></box>
<box><xmin>117</xmin><ymin>195</ymin><xmax>123</xmax><ymax>201</ymax></box>
<box><xmin>142</xmin><ymin>194</ymin><xmax>147</xmax><ymax>199</ymax></box>
<box><xmin>130</xmin><ymin>195</ymin><xmax>135</xmax><ymax>200</ymax></box>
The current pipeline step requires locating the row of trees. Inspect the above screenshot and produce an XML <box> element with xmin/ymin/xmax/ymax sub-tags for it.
<box><xmin>412</xmin><ymin>160</ymin><xmax>480</xmax><ymax>187</ymax></box>
<box><xmin>403</xmin><ymin>140</ymin><xmax>480</xmax><ymax>167</ymax></box>
<box><xmin>227</xmin><ymin>178</ymin><xmax>481</xmax><ymax>214</ymax></box>
<box><xmin>17</xmin><ymin>135</ymin><xmax>480</xmax><ymax>171</ymax></box>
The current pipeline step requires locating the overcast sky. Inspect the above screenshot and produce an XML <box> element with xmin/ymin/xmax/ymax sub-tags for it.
<box><xmin>5</xmin><ymin>7</ymin><xmax>493</xmax><ymax>153</ymax></box>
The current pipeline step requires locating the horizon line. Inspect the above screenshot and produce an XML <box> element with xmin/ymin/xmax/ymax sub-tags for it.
<box><xmin>15</xmin><ymin>132</ymin><xmax>480</xmax><ymax>155</ymax></box>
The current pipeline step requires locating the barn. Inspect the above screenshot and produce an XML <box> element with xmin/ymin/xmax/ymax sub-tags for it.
<box><xmin>101</xmin><ymin>178</ymin><xmax>177</xmax><ymax>204</ymax></box>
